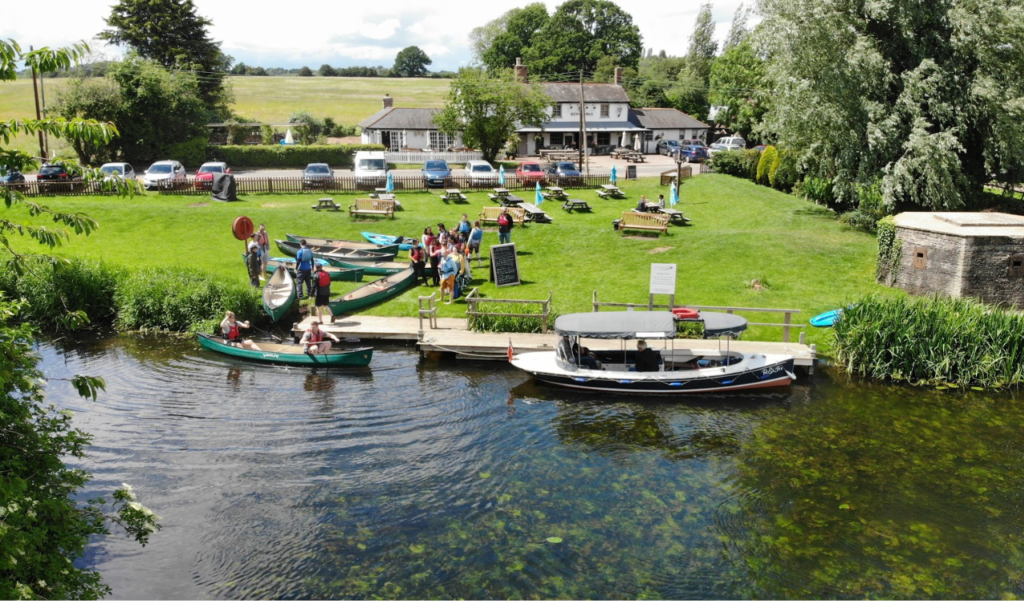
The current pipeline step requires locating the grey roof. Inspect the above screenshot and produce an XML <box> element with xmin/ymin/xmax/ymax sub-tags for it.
<box><xmin>358</xmin><ymin>107</ymin><xmax>441</xmax><ymax>130</ymax></box>
<box><xmin>518</xmin><ymin>120</ymin><xmax>643</xmax><ymax>132</ymax></box>
<box><xmin>555</xmin><ymin>312</ymin><xmax>677</xmax><ymax>339</ymax></box>
<box><xmin>630</xmin><ymin>108</ymin><xmax>709</xmax><ymax>130</ymax></box>
<box><xmin>544</xmin><ymin>82</ymin><xmax>631</xmax><ymax>103</ymax></box>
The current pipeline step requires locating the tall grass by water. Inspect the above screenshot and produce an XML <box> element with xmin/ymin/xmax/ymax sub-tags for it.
<box><xmin>832</xmin><ymin>295</ymin><xmax>1024</xmax><ymax>388</ymax></box>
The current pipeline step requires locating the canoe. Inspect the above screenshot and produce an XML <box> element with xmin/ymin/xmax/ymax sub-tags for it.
<box><xmin>285</xmin><ymin>234</ymin><xmax>399</xmax><ymax>256</ymax></box>
<box><xmin>262</xmin><ymin>266</ymin><xmax>296</xmax><ymax>323</ymax></box>
<box><xmin>361</xmin><ymin>231</ymin><xmax>414</xmax><ymax>251</ymax></box>
<box><xmin>328</xmin><ymin>266</ymin><xmax>419</xmax><ymax>316</ymax></box>
<box><xmin>197</xmin><ymin>333</ymin><xmax>373</xmax><ymax>367</ymax></box>
<box><xmin>275</xmin><ymin>240</ymin><xmax>396</xmax><ymax>263</ymax></box>
<box><xmin>266</xmin><ymin>257</ymin><xmax>365</xmax><ymax>282</ymax></box>
<box><xmin>810</xmin><ymin>308</ymin><xmax>844</xmax><ymax>328</ymax></box>
<box><xmin>321</xmin><ymin>258</ymin><xmax>413</xmax><ymax>276</ymax></box>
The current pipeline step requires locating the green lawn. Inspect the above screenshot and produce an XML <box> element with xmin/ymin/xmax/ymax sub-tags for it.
<box><xmin>4</xmin><ymin>173</ymin><xmax>898</xmax><ymax>346</ymax></box>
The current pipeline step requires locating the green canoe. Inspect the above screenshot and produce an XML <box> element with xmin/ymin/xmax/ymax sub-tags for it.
<box><xmin>285</xmin><ymin>234</ymin><xmax>399</xmax><ymax>256</ymax></box>
<box><xmin>262</xmin><ymin>266</ymin><xmax>296</xmax><ymax>323</ymax></box>
<box><xmin>321</xmin><ymin>258</ymin><xmax>413</xmax><ymax>276</ymax></box>
<box><xmin>197</xmin><ymin>333</ymin><xmax>373</xmax><ymax>367</ymax></box>
<box><xmin>266</xmin><ymin>258</ymin><xmax>365</xmax><ymax>282</ymax></box>
<box><xmin>328</xmin><ymin>266</ymin><xmax>419</xmax><ymax>316</ymax></box>
<box><xmin>275</xmin><ymin>240</ymin><xmax>396</xmax><ymax>263</ymax></box>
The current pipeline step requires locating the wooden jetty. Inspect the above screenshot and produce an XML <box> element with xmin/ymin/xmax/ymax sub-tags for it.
<box><xmin>291</xmin><ymin>315</ymin><xmax>817</xmax><ymax>368</ymax></box>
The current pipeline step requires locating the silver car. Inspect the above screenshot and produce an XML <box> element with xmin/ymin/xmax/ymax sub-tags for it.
<box><xmin>99</xmin><ymin>162</ymin><xmax>136</xmax><ymax>179</ymax></box>
<box><xmin>143</xmin><ymin>160</ymin><xmax>186</xmax><ymax>190</ymax></box>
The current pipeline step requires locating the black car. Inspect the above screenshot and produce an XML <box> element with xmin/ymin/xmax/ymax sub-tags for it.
<box><xmin>36</xmin><ymin>163</ymin><xmax>81</xmax><ymax>193</ymax></box>
<box><xmin>0</xmin><ymin>166</ymin><xmax>25</xmax><ymax>184</ymax></box>
<box><xmin>302</xmin><ymin>163</ymin><xmax>333</xmax><ymax>188</ymax></box>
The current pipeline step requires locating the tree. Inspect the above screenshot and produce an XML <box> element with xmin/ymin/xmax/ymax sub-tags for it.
<box><xmin>480</xmin><ymin>3</ymin><xmax>549</xmax><ymax>72</ymax></box>
<box><xmin>393</xmin><ymin>46</ymin><xmax>432</xmax><ymax>77</ymax></box>
<box><xmin>759</xmin><ymin>0</ymin><xmax>1024</xmax><ymax>211</ymax></box>
<box><xmin>684</xmin><ymin>2</ymin><xmax>718</xmax><ymax>87</ymax></box>
<box><xmin>298</xmin><ymin>66</ymin><xmax>313</xmax><ymax>77</ymax></box>
<box><xmin>434</xmin><ymin>67</ymin><xmax>552</xmax><ymax>163</ymax></box>
<box><xmin>288</xmin><ymin>111</ymin><xmax>325</xmax><ymax>144</ymax></box>
<box><xmin>318</xmin><ymin>64</ymin><xmax>337</xmax><ymax>77</ymax></box>
<box><xmin>524</xmin><ymin>0</ymin><xmax>643</xmax><ymax>76</ymax></box>
<box><xmin>0</xmin><ymin>39</ymin><xmax>160</xmax><ymax>600</ymax></box>
<box><xmin>709</xmin><ymin>39</ymin><xmax>768</xmax><ymax>141</ymax></box>
<box><xmin>469</xmin><ymin>9</ymin><xmax>516</xmax><ymax>64</ymax></box>
<box><xmin>52</xmin><ymin>55</ymin><xmax>208</xmax><ymax>165</ymax></box>
<box><xmin>723</xmin><ymin>3</ymin><xmax>752</xmax><ymax>51</ymax></box>
<box><xmin>230</xmin><ymin>62</ymin><xmax>247</xmax><ymax>75</ymax></box>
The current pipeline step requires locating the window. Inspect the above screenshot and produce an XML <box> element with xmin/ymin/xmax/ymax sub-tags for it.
<box><xmin>913</xmin><ymin>247</ymin><xmax>928</xmax><ymax>270</ymax></box>
<box><xmin>551</xmin><ymin>105</ymin><xmax>562</xmax><ymax>118</ymax></box>
<box><xmin>596</xmin><ymin>133</ymin><xmax>611</xmax><ymax>146</ymax></box>
<box><xmin>429</xmin><ymin>131</ymin><xmax>455</xmax><ymax>151</ymax></box>
<box><xmin>1010</xmin><ymin>255</ymin><xmax>1024</xmax><ymax>278</ymax></box>
<box><xmin>600</xmin><ymin>104</ymin><xmax>610</xmax><ymax>118</ymax></box>
<box><xmin>549</xmin><ymin>133</ymin><xmax>563</xmax><ymax>146</ymax></box>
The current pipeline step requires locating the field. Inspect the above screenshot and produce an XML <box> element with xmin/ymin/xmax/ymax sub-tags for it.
<box><xmin>2</xmin><ymin>173</ymin><xmax>898</xmax><ymax>346</ymax></box>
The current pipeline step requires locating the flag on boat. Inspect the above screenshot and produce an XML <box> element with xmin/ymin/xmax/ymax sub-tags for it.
<box><xmin>535</xmin><ymin>181</ymin><xmax>543</xmax><ymax>205</ymax></box>
<box><xmin>507</xmin><ymin>338</ymin><xmax>514</xmax><ymax>362</ymax></box>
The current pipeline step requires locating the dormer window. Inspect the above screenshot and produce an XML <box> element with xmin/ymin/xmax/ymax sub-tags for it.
<box><xmin>552</xmin><ymin>105</ymin><xmax>562</xmax><ymax>118</ymax></box>
<box><xmin>600</xmin><ymin>104</ymin><xmax>610</xmax><ymax>118</ymax></box>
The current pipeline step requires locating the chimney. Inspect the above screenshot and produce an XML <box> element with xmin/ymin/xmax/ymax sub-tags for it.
<box><xmin>613</xmin><ymin>67</ymin><xmax>622</xmax><ymax>86</ymax></box>
<box><xmin>514</xmin><ymin>57</ymin><xmax>528</xmax><ymax>83</ymax></box>
<box><xmin>382</xmin><ymin>94</ymin><xmax>393</xmax><ymax>109</ymax></box>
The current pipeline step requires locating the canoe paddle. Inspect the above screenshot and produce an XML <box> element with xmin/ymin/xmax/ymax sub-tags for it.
<box><xmin>250</xmin><ymin>324</ymin><xmax>282</xmax><ymax>342</ymax></box>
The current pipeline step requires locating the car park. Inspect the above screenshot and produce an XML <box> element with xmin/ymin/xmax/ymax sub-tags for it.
<box><xmin>422</xmin><ymin>160</ymin><xmax>451</xmax><ymax>187</ymax></box>
<box><xmin>465</xmin><ymin>161</ymin><xmax>498</xmax><ymax>186</ymax></box>
<box><xmin>545</xmin><ymin>161</ymin><xmax>582</xmax><ymax>185</ymax></box>
<box><xmin>194</xmin><ymin>161</ymin><xmax>231</xmax><ymax>188</ymax></box>
<box><xmin>99</xmin><ymin>162</ymin><xmax>136</xmax><ymax>180</ymax></box>
<box><xmin>354</xmin><ymin>151</ymin><xmax>387</xmax><ymax>186</ymax></box>
<box><xmin>515</xmin><ymin>162</ymin><xmax>546</xmax><ymax>182</ymax></box>
<box><xmin>679</xmin><ymin>143</ymin><xmax>709</xmax><ymax>163</ymax></box>
<box><xmin>143</xmin><ymin>160</ymin><xmax>185</xmax><ymax>190</ymax></box>
<box><xmin>0</xmin><ymin>166</ymin><xmax>25</xmax><ymax>184</ymax></box>
<box><xmin>302</xmin><ymin>163</ymin><xmax>333</xmax><ymax>188</ymax></box>
<box><xmin>656</xmin><ymin>140</ymin><xmax>683</xmax><ymax>156</ymax></box>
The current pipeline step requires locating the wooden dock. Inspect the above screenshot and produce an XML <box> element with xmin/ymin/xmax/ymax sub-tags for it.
<box><xmin>291</xmin><ymin>315</ymin><xmax>817</xmax><ymax>367</ymax></box>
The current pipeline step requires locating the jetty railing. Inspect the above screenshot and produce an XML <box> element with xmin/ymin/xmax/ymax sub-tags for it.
<box><xmin>465</xmin><ymin>289</ymin><xmax>553</xmax><ymax>334</ymax></box>
<box><xmin>418</xmin><ymin>292</ymin><xmax>438</xmax><ymax>332</ymax></box>
<box><xmin>592</xmin><ymin>291</ymin><xmax>806</xmax><ymax>343</ymax></box>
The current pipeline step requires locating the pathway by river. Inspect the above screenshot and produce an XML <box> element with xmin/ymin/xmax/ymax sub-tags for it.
<box><xmin>40</xmin><ymin>335</ymin><xmax>1024</xmax><ymax>599</ymax></box>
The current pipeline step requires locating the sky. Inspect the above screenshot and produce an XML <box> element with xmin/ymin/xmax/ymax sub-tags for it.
<box><xmin>3</xmin><ymin>0</ymin><xmax>755</xmax><ymax>72</ymax></box>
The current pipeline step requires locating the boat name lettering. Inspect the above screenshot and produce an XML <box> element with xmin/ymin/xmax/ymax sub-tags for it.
<box><xmin>760</xmin><ymin>364</ymin><xmax>783</xmax><ymax>377</ymax></box>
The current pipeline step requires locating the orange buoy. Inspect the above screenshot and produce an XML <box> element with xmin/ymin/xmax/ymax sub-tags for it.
<box><xmin>232</xmin><ymin>216</ymin><xmax>254</xmax><ymax>241</ymax></box>
<box><xmin>671</xmin><ymin>307</ymin><xmax>700</xmax><ymax>320</ymax></box>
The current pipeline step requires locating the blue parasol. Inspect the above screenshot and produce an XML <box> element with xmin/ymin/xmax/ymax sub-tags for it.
<box><xmin>499</xmin><ymin>165</ymin><xmax>505</xmax><ymax>186</ymax></box>
<box><xmin>670</xmin><ymin>181</ymin><xmax>678</xmax><ymax>206</ymax></box>
<box><xmin>535</xmin><ymin>181</ymin><xmax>543</xmax><ymax>205</ymax></box>
<box><xmin>385</xmin><ymin>172</ymin><xmax>394</xmax><ymax>193</ymax></box>
<box><xmin>610</xmin><ymin>166</ymin><xmax>617</xmax><ymax>184</ymax></box>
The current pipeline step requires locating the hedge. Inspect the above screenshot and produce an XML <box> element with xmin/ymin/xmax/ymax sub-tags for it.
<box><xmin>207</xmin><ymin>144</ymin><xmax>386</xmax><ymax>168</ymax></box>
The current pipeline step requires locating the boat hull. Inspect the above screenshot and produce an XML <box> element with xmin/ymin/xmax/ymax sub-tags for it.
<box><xmin>322</xmin><ymin>258</ymin><xmax>411</xmax><ymax>276</ymax></box>
<box><xmin>328</xmin><ymin>267</ymin><xmax>418</xmax><ymax>316</ymax></box>
<box><xmin>198</xmin><ymin>334</ymin><xmax>373</xmax><ymax>367</ymax></box>
<box><xmin>361</xmin><ymin>231</ymin><xmax>413</xmax><ymax>251</ymax></box>
<box><xmin>286</xmin><ymin>234</ymin><xmax>399</xmax><ymax>256</ymax></box>
<box><xmin>262</xmin><ymin>266</ymin><xmax>296</xmax><ymax>323</ymax></box>
<box><xmin>267</xmin><ymin>259</ymin><xmax>364</xmax><ymax>282</ymax></box>
<box><xmin>275</xmin><ymin>240</ymin><xmax>396</xmax><ymax>263</ymax></box>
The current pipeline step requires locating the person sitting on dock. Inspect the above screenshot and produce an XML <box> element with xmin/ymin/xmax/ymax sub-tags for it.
<box><xmin>301</xmin><ymin>321</ymin><xmax>340</xmax><ymax>355</ymax></box>
<box><xmin>634</xmin><ymin>340</ymin><xmax>660</xmax><ymax>372</ymax></box>
<box><xmin>221</xmin><ymin>311</ymin><xmax>260</xmax><ymax>350</ymax></box>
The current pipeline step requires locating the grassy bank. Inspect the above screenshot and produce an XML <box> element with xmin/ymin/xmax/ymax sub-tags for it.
<box><xmin>3</xmin><ymin>173</ymin><xmax>898</xmax><ymax>345</ymax></box>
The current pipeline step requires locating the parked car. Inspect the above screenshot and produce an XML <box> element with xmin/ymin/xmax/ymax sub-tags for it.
<box><xmin>302</xmin><ymin>163</ymin><xmax>333</xmax><ymax>189</ymax></box>
<box><xmin>545</xmin><ymin>161</ymin><xmax>582</xmax><ymax>185</ymax></box>
<box><xmin>194</xmin><ymin>161</ymin><xmax>231</xmax><ymax>188</ymax></box>
<box><xmin>37</xmin><ymin>162</ymin><xmax>81</xmax><ymax>193</ymax></box>
<box><xmin>465</xmin><ymin>161</ymin><xmax>498</xmax><ymax>186</ymax></box>
<box><xmin>710</xmin><ymin>136</ymin><xmax>747</xmax><ymax>152</ymax></box>
<box><xmin>679</xmin><ymin>143</ymin><xmax>709</xmax><ymax>163</ymax></box>
<box><xmin>751</xmin><ymin>144</ymin><xmax>768</xmax><ymax>152</ymax></box>
<box><xmin>0</xmin><ymin>166</ymin><xmax>25</xmax><ymax>184</ymax></box>
<box><xmin>656</xmin><ymin>140</ymin><xmax>683</xmax><ymax>156</ymax></box>
<box><xmin>354</xmin><ymin>151</ymin><xmax>387</xmax><ymax>186</ymax></box>
<box><xmin>682</xmin><ymin>139</ymin><xmax>706</xmax><ymax>147</ymax></box>
<box><xmin>143</xmin><ymin>160</ymin><xmax>185</xmax><ymax>190</ymax></box>
<box><xmin>515</xmin><ymin>162</ymin><xmax>545</xmax><ymax>182</ymax></box>
<box><xmin>422</xmin><ymin>159</ymin><xmax>451</xmax><ymax>188</ymax></box>
<box><xmin>98</xmin><ymin>162</ymin><xmax>136</xmax><ymax>180</ymax></box>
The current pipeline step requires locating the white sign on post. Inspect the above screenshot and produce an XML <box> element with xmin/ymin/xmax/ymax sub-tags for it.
<box><xmin>650</xmin><ymin>263</ymin><xmax>677</xmax><ymax>295</ymax></box>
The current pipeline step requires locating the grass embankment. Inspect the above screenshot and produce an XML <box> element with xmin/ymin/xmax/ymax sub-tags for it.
<box><xmin>4</xmin><ymin>173</ymin><xmax>897</xmax><ymax>345</ymax></box>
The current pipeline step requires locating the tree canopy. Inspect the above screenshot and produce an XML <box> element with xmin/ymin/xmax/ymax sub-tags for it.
<box><xmin>525</xmin><ymin>0</ymin><xmax>643</xmax><ymax>76</ymax></box>
<box><xmin>709</xmin><ymin>39</ymin><xmax>768</xmax><ymax>141</ymax></box>
<box><xmin>434</xmin><ymin>67</ymin><xmax>551</xmax><ymax>163</ymax></box>
<box><xmin>758</xmin><ymin>0</ymin><xmax>1024</xmax><ymax>211</ymax></box>
<box><xmin>393</xmin><ymin>46</ymin><xmax>432</xmax><ymax>77</ymax></box>
<box><xmin>480</xmin><ymin>4</ymin><xmax>550</xmax><ymax>73</ymax></box>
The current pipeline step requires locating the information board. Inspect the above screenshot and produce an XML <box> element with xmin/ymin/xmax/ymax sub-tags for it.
<box><xmin>627</xmin><ymin>165</ymin><xmax>637</xmax><ymax>180</ymax></box>
<box><xmin>489</xmin><ymin>243</ymin><xmax>521</xmax><ymax>287</ymax></box>
<box><xmin>650</xmin><ymin>263</ymin><xmax>677</xmax><ymax>295</ymax></box>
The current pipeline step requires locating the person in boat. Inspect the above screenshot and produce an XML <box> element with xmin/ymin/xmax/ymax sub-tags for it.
<box><xmin>221</xmin><ymin>311</ymin><xmax>260</xmax><ymax>350</ymax></box>
<box><xmin>246</xmin><ymin>244</ymin><xmax>261</xmax><ymax>288</ymax></box>
<box><xmin>634</xmin><ymin>340</ymin><xmax>660</xmax><ymax>372</ymax></box>
<box><xmin>301</xmin><ymin>321</ymin><xmax>340</xmax><ymax>355</ymax></box>
<box><xmin>558</xmin><ymin>336</ymin><xmax>600</xmax><ymax>370</ymax></box>
<box><xmin>456</xmin><ymin>213</ymin><xmax>472</xmax><ymax>244</ymax></box>
<box><xmin>313</xmin><ymin>263</ymin><xmax>334</xmax><ymax>324</ymax></box>
<box><xmin>468</xmin><ymin>221</ymin><xmax>483</xmax><ymax>267</ymax></box>
<box><xmin>410</xmin><ymin>239</ymin><xmax>429</xmax><ymax>286</ymax></box>
<box><xmin>295</xmin><ymin>239</ymin><xmax>315</xmax><ymax>300</ymax></box>
<box><xmin>256</xmin><ymin>223</ymin><xmax>270</xmax><ymax>276</ymax></box>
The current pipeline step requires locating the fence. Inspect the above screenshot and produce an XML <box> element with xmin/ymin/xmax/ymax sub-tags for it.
<box><xmin>659</xmin><ymin>166</ymin><xmax>693</xmax><ymax>186</ymax></box>
<box><xmin>1</xmin><ymin>180</ymin><xmax>134</xmax><ymax>197</ymax></box>
<box><xmin>592</xmin><ymin>291</ymin><xmax>806</xmax><ymax>343</ymax></box>
<box><xmin>465</xmin><ymin>289</ymin><xmax>553</xmax><ymax>334</ymax></box>
<box><xmin>385</xmin><ymin>152</ymin><xmax>482</xmax><ymax>164</ymax></box>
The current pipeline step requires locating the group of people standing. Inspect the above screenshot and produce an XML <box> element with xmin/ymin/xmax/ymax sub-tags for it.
<box><xmin>411</xmin><ymin>214</ymin><xmax>482</xmax><ymax>304</ymax></box>
<box><xmin>246</xmin><ymin>223</ymin><xmax>271</xmax><ymax>288</ymax></box>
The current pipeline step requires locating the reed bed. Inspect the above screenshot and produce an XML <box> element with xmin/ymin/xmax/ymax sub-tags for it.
<box><xmin>832</xmin><ymin>295</ymin><xmax>1024</xmax><ymax>388</ymax></box>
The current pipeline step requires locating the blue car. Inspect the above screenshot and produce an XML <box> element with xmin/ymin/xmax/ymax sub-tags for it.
<box><xmin>679</xmin><ymin>144</ymin><xmax>709</xmax><ymax>163</ymax></box>
<box><xmin>545</xmin><ymin>161</ymin><xmax>582</xmax><ymax>185</ymax></box>
<box><xmin>422</xmin><ymin>159</ymin><xmax>451</xmax><ymax>187</ymax></box>
<box><xmin>0</xmin><ymin>166</ymin><xmax>25</xmax><ymax>184</ymax></box>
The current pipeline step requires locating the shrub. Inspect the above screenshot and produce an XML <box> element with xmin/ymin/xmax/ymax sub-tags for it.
<box><xmin>708</xmin><ymin>150</ymin><xmax>745</xmax><ymax>176</ymax></box>
<box><xmin>167</xmin><ymin>137</ymin><xmax>208</xmax><ymax>169</ymax></box>
<box><xmin>770</xmin><ymin>148</ymin><xmax>801</xmax><ymax>192</ymax></box>
<box><xmin>470</xmin><ymin>303</ymin><xmax>558</xmax><ymax>334</ymax></box>
<box><xmin>206</xmin><ymin>144</ymin><xmax>385</xmax><ymax>168</ymax></box>
<box><xmin>875</xmin><ymin>215</ymin><xmax>901</xmax><ymax>283</ymax></box>
<box><xmin>799</xmin><ymin>176</ymin><xmax>835</xmax><ymax>206</ymax></box>
<box><xmin>740</xmin><ymin>149</ymin><xmax>762</xmax><ymax>181</ymax></box>
<box><xmin>839</xmin><ymin>209</ymin><xmax>879</xmax><ymax>233</ymax></box>
<box><xmin>756</xmin><ymin>146</ymin><xmax>778</xmax><ymax>185</ymax></box>
<box><xmin>0</xmin><ymin>257</ymin><xmax>120</xmax><ymax>332</ymax></box>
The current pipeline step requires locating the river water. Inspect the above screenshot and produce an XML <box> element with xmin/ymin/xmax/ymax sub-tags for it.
<box><xmin>38</xmin><ymin>334</ymin><xmax>1024</xmax><ymax>599</ymax></box>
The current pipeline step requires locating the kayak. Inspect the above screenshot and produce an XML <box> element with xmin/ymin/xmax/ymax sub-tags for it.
<box><xmin>361</xmin><ymin>231</ymin><xmax>414</xmax><ymax>251</ymax></box>
<box><xmin>320</xmin><ymin>258</ymin><xmax>413</xmax><ymax>277</ymax></box>
<box><xmin>197</xmin><ymin>333</ymin><xmax>373</xmax><ymax>367</ymax></box>
<box><xmin>262</xmin><ymin>266</ymin><xmax>296</xmax><ymax>323</ymax></box>
<box><xmin>810</xmin><ymin>308</ymin><xmax>844</xmax><ymax>327</ymax></box>
<box><xmin>328</xmin><ymin>266</ymin><xmax>419</xmax><ymax>316</ymax></box>
<box><xmin>285</xmin><ymin>234</ymin><xmax>399</xmax><ymax>256</ymax></box>
<box><xmin>266</xmin><ymin>258</ymin><xmax>365</xmax><ymax>282</ymax></box>
<box><xmin>275</xmin><ymin>240</ymin><xmax>396</xmax><ymax>263</ymax></box>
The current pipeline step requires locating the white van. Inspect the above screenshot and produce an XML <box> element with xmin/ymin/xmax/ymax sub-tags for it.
<box><xmin>354</xmin><ymin>151</ymin><xmax>387</xmax><ymax>185</ymax></box>
<box><xmin>710</xmin><ymin>136</ymin><xmax>747</xmax><ymax>152</ymax></box>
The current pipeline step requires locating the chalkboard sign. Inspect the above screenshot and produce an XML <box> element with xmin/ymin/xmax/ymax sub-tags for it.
<box><xmin>489</xmin><ymin>242</ymin><xmax>521</xmax><ymax>287</ymax></box>
<box><xmin>626</xmin><ymin>165</ymin><xmax>637</xmax><ymax>180</ymax></box>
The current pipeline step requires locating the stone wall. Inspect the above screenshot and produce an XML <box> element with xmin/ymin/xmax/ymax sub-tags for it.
<box><xmin>893</xmin><ymin>227</ymin><xmax>966</xmax><ymax>298</ymax></box>
<box><xmin>962</xmin><ymin>235</ymin><xmax>1024</xmax><ymax>308</ymax></box>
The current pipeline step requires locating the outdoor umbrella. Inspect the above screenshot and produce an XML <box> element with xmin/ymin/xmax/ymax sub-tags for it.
<box><xmin>535</xmin><ymin>181</ymin><xmax>544</xmax><ymax>205</ymax></box>
<box><xmin>610</xmin><ymin>166</ymin><xmax>617</xmax><ymax>184</ymax></box>
<box><xmin>634</xmin><ymin>133</ymin><xmax>642</xmax><ymax>152</ymax></box>
<box><xmin>385</xmin><ymin>172</ymin><xmax>394</xmax><ymax>193</ymax></box>
<box><xmin>499</xmin><ymin>165</ymin><xmax>505</xmax><ymax>186</ymax></box>
<box><xmin>283</xmin><ymin>129</ymin><xmax>294</xmax><ymax>145</ymax></box>
<box><xmin>670</xmin><ymin>181</ymin><xmax>679</xmax><ymax>206</ymax></box>
<box><xmin>620</xmin><ymin>131</ymin><xmax>629</xmax><ymax>148</ymax></box>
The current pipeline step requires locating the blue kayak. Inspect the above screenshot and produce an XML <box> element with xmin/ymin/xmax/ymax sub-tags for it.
<box><xmin>361</xmin><ymin>231</ymin><xmax>413</xmax><ymax>251</ymax></box>
<box><xmin>810</xmin><ymin>308</ymin><xmax>844</xmax><ymax>327</ymax></box>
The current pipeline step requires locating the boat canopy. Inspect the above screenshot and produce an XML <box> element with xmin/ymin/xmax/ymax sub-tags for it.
<box><xmin>555</xmin><ymin>312</ymin><xmax>677</xmax><ymax>339</ymax></box>
<box><xmin>700</xmin><ymin>312</ymin><xmax>748</xmax><ymax>338</ymax></box>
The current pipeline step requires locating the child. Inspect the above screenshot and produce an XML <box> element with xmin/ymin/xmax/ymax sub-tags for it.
<box><xmin>457</xmin><ymin>213</ymin><xmax>472</xmax><ymax>244</ymax></box>
<box><xmin>468</xmin><ymin>221</ymin><xmax>483</xmax><ymax>266</ymax></box>
<box><xmin>246</xmin><ymin>244</ymin><xmax>261</xmax><ymax>288</ymax></box>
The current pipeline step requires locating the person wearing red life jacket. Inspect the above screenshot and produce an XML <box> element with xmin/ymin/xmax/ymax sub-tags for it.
<box><xmin>220</xmin><ymin>311</ymin><xmax>260</xmax><ymax>350</ymax></box>
<box><xmin>312</xmin><ymin>263</ymin><xmax>334</xmax><ymax>324</ymax></box>
<box><xmin>300</xmin><ymin>320</ymin><xmax>340</xmax><ymax>355</ymax></box>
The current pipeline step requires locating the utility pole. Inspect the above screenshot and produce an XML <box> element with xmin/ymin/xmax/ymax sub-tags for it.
<box><xmin>578</xmin><ymin>70</ymin><xmax>585</xmax><ymax>173</ymax></box>
<box><xmin>30</xmin><ymin>46</ymin><xmax>46</xmax><ymax>161</ymax></box>
<box><xmin>39</xmin><ymin>66</ymin><xmax>49</xmax><ymax>156</ymax></box>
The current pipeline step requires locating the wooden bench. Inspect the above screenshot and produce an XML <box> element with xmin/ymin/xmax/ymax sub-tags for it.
<box><xmin>479</xmin><ymin>206</ymin><xmax>526</xmax><ymax>227</ymax></box>
<box><xmin>617</xmin><ymin>211</ymin><xmax>669</xmax><ymax>234</ymax></box>
<box><xmin>349</xmin><ymin>198</ymin><xmax>395</xmax><ymax>219</ymax></box>
<box><xmin>312</xmin><ymin>198</ymin><xmax>340</xmax><ymax>211</ymax></box>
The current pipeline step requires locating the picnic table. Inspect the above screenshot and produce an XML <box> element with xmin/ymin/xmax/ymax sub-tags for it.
<box><xmin>489</xmin><ymin>187</ymin><xmax>511</xmax><ymax>201</ymax></box>
<box><xmin>369</xmin><ymin>192</ymin><xmax>402</xmax><ymax>210</ymax></box>
<box><xmin>312</xmin><ymin>198</ymin><xmax>340</xmax><ymax>211</ymax></box>
<box><xmin>519</xmin><ymin>202</ymin><xmax>553</xmax><ymax>223</ymax></box>
<box><xmin>562</xmin><ymin>199</ymin><xmax>591</xmax><ymax>213</ymax></box>
<box><xmin>597</xmin><ymin>184</ymin><xmax>626</xmax><ymax>199</ymax></box>
<box><xmin>622</xmin><ymin>152</ymin><xmax>645</xmax><ymax>163</ymax></box>
<box><xmin>543</xmin><ymin>186</ymin><xmax>569</xmax><ymax>200</ymax></box>
<box><xmin>500</xmin><ymin>195</ymin><xmax>525</xmax><ymax>206</ymax></box>
<box><xmin>610</xmin><ymin>148</ymin><xmax>633</xmax><ymax>159</ymax></box>
<box><xmin>441</xmin><ymin>189</ymin><xmax>468</xmax><ymax>204</ymax></box>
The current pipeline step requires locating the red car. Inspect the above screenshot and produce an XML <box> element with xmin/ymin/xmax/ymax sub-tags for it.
<box><xmin>195</xmin><ymin>161</ymin><xmax>231</xmax><ymax>188</ymax></box>
<box><xmin>516</xmin><ymin>162</ymin><xmax>545</xmax><ymax>182</ymax></box>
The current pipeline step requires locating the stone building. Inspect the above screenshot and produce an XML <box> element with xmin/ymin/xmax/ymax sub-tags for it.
<box><xmin>887</xmin><ymin>212</ymin><xmax>1024</xmax><ymax>308</ymax></box>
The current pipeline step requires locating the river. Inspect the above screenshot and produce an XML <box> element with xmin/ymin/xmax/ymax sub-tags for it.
<box><xmin>38</xmin><ymin>334</ymin><xmax>1024</xmax><ymax>599</ymax></box>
